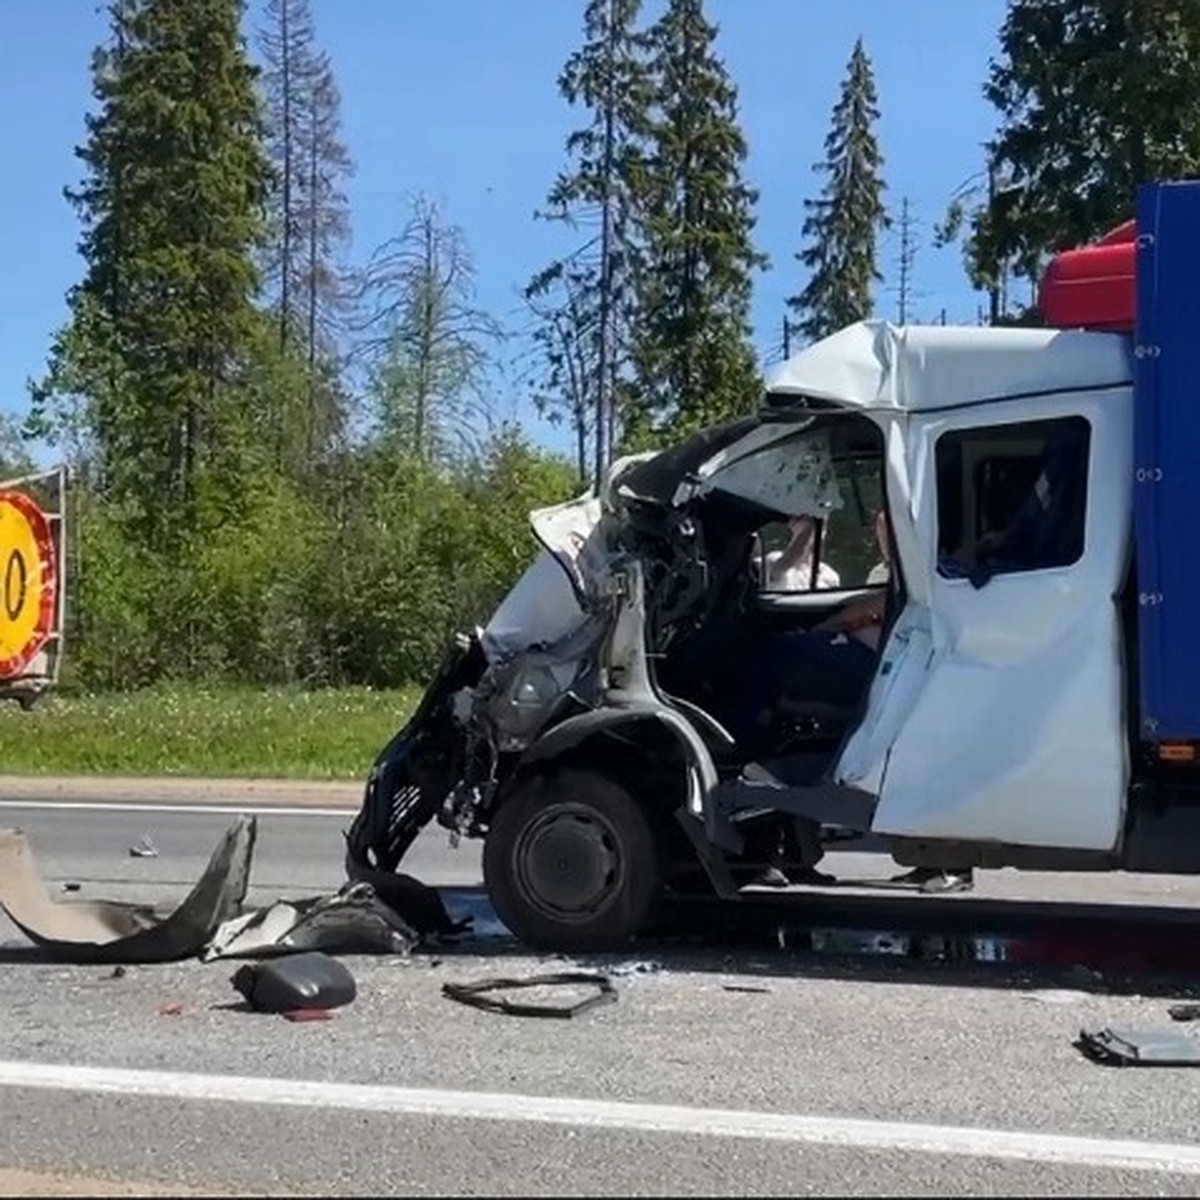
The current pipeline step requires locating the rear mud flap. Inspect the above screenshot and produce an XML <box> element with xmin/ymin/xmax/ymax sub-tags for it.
<box><xmin>0</xmin><ymin>815</ymin><xmax>256</xmax><ymax>964</ymax></box>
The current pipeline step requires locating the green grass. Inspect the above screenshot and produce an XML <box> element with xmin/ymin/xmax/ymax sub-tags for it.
<box><xmin>0</xmin><ymin>683</ymin><xmax>422</xmax><ymax>779</ymax></box>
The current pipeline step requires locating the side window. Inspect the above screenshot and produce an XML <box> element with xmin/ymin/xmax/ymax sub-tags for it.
<box><xmin>759</xmin><ymin>457</ymin><xmax>888</xmax><ymax>593</ymax></box>
<box><xmin>935</xmin><ymin>416</ymin><xmax>1091</xmax><ymax>580</ymax></box>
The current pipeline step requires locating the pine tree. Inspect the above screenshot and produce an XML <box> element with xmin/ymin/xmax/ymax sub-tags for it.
<box><xmin>30</xmin><ymin>0</ymin><xmax>271</xmax><ymax>539</ymax></box>
<box><xmin>790</xmin><ymin>37</ymin><xmax>888</xmax><ymax>345</ymax></box>
<box><xmin>528</xmin><ymin>0</ymin><xmax>651</xmax><ymax>484</ymax></box>
<box><xmin>945</xmin><ymin>0</ymin><xmax>1200</xmax><ymax>316</ymax></box>
<box><xmin>627</xmin><ymin>0</ymin><xmax>766</xmax><ymax>443</ymax></box>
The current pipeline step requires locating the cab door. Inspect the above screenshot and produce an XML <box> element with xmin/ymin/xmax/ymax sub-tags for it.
<box><xmin>862</xmin><ymin>392</ymin><xmax>1132</xmax><ymax>852</ymax></box>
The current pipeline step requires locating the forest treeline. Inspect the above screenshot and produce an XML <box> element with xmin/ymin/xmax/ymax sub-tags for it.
<box><xmin>11</xmin><ymin>0</ymin><xmax>1190</xmax><ymax>690</ymax></box>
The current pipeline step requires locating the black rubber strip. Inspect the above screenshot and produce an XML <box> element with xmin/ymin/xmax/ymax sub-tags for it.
<box><xmin>441</xmin><ymin>972</ymin><xmax>617</xmax><ymax>1018</ymax></box>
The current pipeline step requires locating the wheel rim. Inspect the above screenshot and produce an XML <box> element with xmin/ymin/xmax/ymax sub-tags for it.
<box><xmin>512</xmin><ymin>801</ymin><xmax>626</xmax><ymax>925</ymax></box>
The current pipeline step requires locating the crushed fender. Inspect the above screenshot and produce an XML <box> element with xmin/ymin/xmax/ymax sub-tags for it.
<box><xmin>441</xmin><ymin>971</ymin><xmax>617</xmax><ymax>1018</ymax></box>
<box><xmin>0</xmin><ymin>815</ymin><xmax>256</xmax><ymax>964</ymax></box>
<box><xmin>202</xmin><ymin>880</ymin><xmax>419</xmax><ymax>961</ymax></box>
<box><xmin>232</xmin><ymin>951</ymin><xmax>356</xmax><ymax>1013</ymax></box>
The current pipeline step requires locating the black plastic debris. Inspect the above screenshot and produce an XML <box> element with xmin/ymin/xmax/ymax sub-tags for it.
<box><xmin>203</xmin><ymin>881</ymin><xmax>419</xmax><ymax>961</ymax></box>
<box><xmin>441</xmin><ymin>972</ymin><xmax>616</xmax><ymax>1019</ymax></box>
<box><xmin>1076</xmin><ymin>1026</ymin><xmax>1200</xmax><ymax>1066</ymax></box>
<box><xmin>343</xmin><ymin>853</ymin><xmax>471</xmax><ymax>940</ymax></box>
<box><xmin>231</xmin><ymin>951</ymin><xmax>356</xmax><ymax>1014</ymax></box>
<box><xmin>1169</xmin><ymin>1003</ymin><xmax>1200</xmax><ymax>1022</ymax></box>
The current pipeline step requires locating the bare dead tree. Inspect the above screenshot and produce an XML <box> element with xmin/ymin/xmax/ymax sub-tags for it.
<box><xmin>353</xmin><ymin>195</ymin><xmax>503</xmax><ymax>463</ymax></box>
<box><xmin>891</xmin><ymin>195</ymin><xmax>922</xmax><ymax>324</ymax></box>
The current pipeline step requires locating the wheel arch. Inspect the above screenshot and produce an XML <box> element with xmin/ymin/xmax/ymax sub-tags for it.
<box><xmin>517</xmin><ymin>705</ymin><xmax>716</xmax><ymax>794</ymax></box>
<box><xmin>501</xmin><ymin>706</ymin><xmax>717</xmax><ymax>865</ymax></box>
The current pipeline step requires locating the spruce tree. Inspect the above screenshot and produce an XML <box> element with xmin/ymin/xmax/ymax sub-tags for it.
<box><xmin>258</xmin><ymin>0</ymin><xmax>352</xmax><ymax>367</ymax></box>
<box><xmin>790</xmin><ymin>37</ymin><xmax>888</xmax><ymax>345</ymax></box>
<box><xmin>31</xmin><ymin>0</ymin><xmax>271</xmax><ymax>538</ymax></box>
<box><xmin>258</xmin><ymin>0</ymin><xmax>353</xmax><ymax>471</ymax></box>
<box><xmin>627</xmin><ymin>0</ymin><xmax>766</xmax><ymax>443</ymax></box>
<box><xmin>528</xmin><ymin>0</ymin><xmax>651</xmax><ymax>483</ymax></box>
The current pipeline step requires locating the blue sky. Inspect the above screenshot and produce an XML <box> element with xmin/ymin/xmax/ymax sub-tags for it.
<box><xmin>0</xmin><ymin>0</ymin><xmax>1009</xmax><ymax>457</ymax></box>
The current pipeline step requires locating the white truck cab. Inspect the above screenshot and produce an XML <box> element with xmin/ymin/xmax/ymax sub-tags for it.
<box><xmin>347</xmin><ymin>179</ymin><xmax>1200</xmax><ymax>952</ymax></box>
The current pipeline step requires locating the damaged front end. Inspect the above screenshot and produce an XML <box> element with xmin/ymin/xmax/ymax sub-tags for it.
<box><xmin>345</xmin><ymin>411</ymin><xmax>872</xmax><ymax>905</ymax></box>
<box><xmin>345</xmin><ymin>484</ymin><xmax>626</xmax><ymax>882</ymax></box>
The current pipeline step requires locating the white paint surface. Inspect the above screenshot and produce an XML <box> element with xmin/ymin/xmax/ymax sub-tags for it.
<box><xmin>765</xmin><ymin>320</ymin><xmax>1131</xmax><ymax>413</ymax></box>
<box><xmin>0</xmin><ymin>1060</ymin><xmax>1198</xmax><ymax>1176</ymax></box>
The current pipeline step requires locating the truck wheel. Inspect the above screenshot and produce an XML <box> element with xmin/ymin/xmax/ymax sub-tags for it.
<box><xmin>483</xmin><ymin>769</ymin><xmax>661</xmax><ymax>953</ymax></box>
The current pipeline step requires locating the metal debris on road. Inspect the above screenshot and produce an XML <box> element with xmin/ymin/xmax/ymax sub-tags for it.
<box><xmin>442</xmin><ymin>972</ymin><xmax>617</xmax><ymax>1019</ymax></box>
<box><xmin>607</xmin><ymin>960</ymin><xmax>662</xmax><ymax>978</ymax></box>
<box><xmin>128</xmin><ymin>834</ymin><xmax>159</xmax><ymax>859</ymax></box>
<box><xmin>0</xmin><ymin>816</ymin><xmax>256</xmax><ymax>965</ymax></box>
<box><xmin>1020</xmin><ymin>989</ymin><xmax>1090</xmax><ymax>1005</ymax></box>
<box><xmin>1077</xmin><ymin>1026</ymin><xmax>1200</xmax><ymax>1066</ymax></box>
<box><xmin>203</xmin><ymin>881</ymin><xmax>418</xmax><ymax>961</ymax></box>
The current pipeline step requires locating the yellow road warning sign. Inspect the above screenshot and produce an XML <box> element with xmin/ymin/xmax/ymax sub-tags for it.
<box><xmin>0</xmin><ymin>490</ymin><xmax>57</xmax><ymax>680</ymax></box>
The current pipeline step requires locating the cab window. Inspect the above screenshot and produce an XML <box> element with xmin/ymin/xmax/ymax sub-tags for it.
<box><xmin>935</xmin><ymin>415</ymin><xmax>1091</xmax><ymax>579</ymax></box>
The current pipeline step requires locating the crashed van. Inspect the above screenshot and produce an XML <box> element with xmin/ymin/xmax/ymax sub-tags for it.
<box><xmin>347</xmin><ymin>179</ymin><xmax>1200</xmax><ymax>951</ymax></box>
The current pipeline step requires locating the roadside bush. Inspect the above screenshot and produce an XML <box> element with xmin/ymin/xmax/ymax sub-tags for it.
<box><xmin>63</xmin><ymin>430</ymin><xmax>578</xmax><ymax>692</ymax></box>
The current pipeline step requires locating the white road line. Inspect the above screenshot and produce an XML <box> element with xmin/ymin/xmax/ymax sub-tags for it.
<box><xmin>0</xmin><ymin>801</ymin><xmax>353</xmax><ymax>817</ymax></box>
<box><xmin>0</xmin><ymin>1059</ymin><xmax>1197</xmax><ymax>1174</ymax></box>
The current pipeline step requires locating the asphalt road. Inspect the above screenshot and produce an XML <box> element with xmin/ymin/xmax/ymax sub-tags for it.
<box><xmin>4</xmin><ymin>796</ymin><xmax>1200</xmax><ymax>1196</ymax></box>
<box><xmin>0</xmin><ymin>804</ymin><xmax>482</xmax><ymax>896</ymax></box>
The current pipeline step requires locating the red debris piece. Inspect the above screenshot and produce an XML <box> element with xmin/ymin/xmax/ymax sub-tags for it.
<box><xmin>282</xmin><ymin>1007</ymin><xmax>335</xmax><ymax>1023</ymax></box>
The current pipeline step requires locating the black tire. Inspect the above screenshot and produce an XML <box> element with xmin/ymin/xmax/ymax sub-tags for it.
<box><xmin>483</xmin><ymin>768</ymin><xmax>662</xmax><ymax>953</ymax></box>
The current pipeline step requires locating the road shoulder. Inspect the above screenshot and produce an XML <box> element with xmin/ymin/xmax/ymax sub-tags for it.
<box><xmin>0</xmin><ymin>775</ymin><xmax>362</xmax><ymax>808</ymax></box>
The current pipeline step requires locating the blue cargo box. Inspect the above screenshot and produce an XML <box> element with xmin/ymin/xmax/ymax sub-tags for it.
<box><xmin>1134</xmin><ymin>180</ymin><xmax>1200</xmax><ymax>741</ymax></box>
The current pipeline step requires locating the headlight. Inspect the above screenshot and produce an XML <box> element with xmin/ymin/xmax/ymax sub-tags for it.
<box><xmin>489</xmin><ymin>662</ymin><xmax>566</xmax><ymax>749</ymax></box>
<box><xmin>511</xmin><ymin>665</ymin><xmax>559</xmax><ymax>709</ymax></box>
